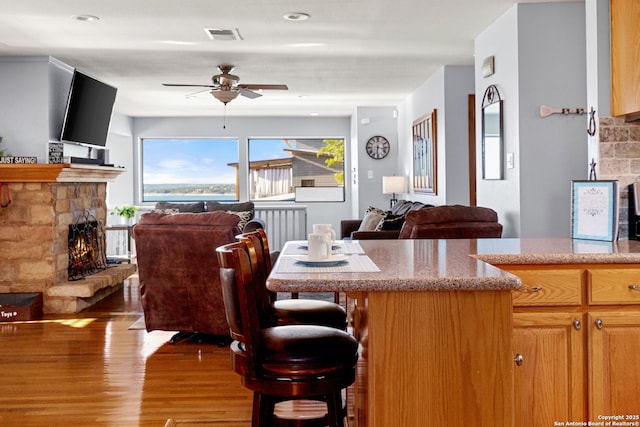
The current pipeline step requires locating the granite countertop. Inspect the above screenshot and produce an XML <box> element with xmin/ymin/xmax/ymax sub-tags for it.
<box><xmin>266</xmin><ymin>238</ymin><xmax>640</xmax><ymax>293</ymax></box>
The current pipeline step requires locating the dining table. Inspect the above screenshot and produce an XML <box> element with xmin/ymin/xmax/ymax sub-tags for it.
<box><xmin>267</xmin><ymin>238</ymin><xmax>522</xmax><ymax>427</ymax></box>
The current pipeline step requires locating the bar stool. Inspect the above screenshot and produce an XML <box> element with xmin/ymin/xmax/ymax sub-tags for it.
<box><xmin>216</xmin><ymin>241</ymin><xmax>358</xmax><ymax>427</ymax></box>
<box><xmin>237</xmin><ymin>230</ymin><xmax>347</xmax><ymax>330</ymax></box>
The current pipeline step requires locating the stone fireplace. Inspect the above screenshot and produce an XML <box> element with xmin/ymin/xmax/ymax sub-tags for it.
<box><xmin>0</xmin><ymin>164</ymin><xmax>136</xmax><ymax>313</ymax></box>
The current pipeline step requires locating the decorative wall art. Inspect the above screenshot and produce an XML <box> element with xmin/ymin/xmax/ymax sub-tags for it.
<box><xmin>412</xmin><ymin>109</ymin><xmax>437</xmax><ymax>194</ymax></box>
<box><xmin>571</xmin><ymin>180</ymin><xmax>619</xmax><ymax>241</ymax></box>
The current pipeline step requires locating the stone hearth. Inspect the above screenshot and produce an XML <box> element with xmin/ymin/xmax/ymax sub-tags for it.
<box><xmin>0</xmin><ymin>164</ymin><xmax>135</xmax><ymax>313</ymax></box>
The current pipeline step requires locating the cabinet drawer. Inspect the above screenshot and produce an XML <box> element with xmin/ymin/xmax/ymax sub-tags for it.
<box><xmin>510</xmin><ymin>269</ymin><xmax>583</xmax><ymax>306</ymax></box>
<box><xmin>589</xmin><ymin>269</ymin><xmax>640</xmax><ymax>305</ymax></box>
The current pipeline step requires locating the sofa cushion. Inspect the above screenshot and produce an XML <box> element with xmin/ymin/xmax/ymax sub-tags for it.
<box><xmin>138</xmin><ymin>210</ymin><xmax>241</xmax><ymax>229</ymax></box>
<box><xmin>399</xmin><ymin>205</ymin><xmax>501</xmax><ymax>239</ymax></box>
<box><xmin>391</xmin><ymin>200</ymin><xmax>429</xmax><ymax>216</ymax></box>
<box><xmin>226</xmin><ymin>210</ymin><xmax>252</xmax><ymax>231</ymax></box>
<box><xmin>206</xmin><ymin>201</ymin><xmax>255</xmax><ymax>217</ymax></box>
<box><xmin>375</xmin><ymin>213</ymin><xmax>405</xmax><ymax>231</ymax></box>
<box><xmin>154</xmin><ymin>201</ymin><xmax>205</xmax><ymax>213</ymax></box>
<box><xmin>358</xmin><ymin>206</ymin><xmax>386</xmax><ymax>231</ymax></box>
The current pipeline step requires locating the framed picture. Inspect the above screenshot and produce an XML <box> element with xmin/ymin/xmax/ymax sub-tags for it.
<box><xmin>570</xmin><ymin>180</ymin><xmax>619</xmax><ymax>241</ymax></box>
<box><xmin>412</xmin><ymin>109</ymin><xmax>437</xmax><ymax>194</ymax></box>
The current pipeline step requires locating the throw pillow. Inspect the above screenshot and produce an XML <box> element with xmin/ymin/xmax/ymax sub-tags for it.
<box><xmin>227</xmin><ymin>210</ymin><xmax>252</xmax><ymax>231</ymax></box>
<box><xmin>375</xmin><ymin>213</ymin><xmax>405</xmax><ymax>231</ymax></box>
<box><xmin>150</xmin><ymin>208</ymin><xmax>179</xmax><ymax>214</ymax></box>
<box><xmin>358</xmin><ymin>206</ymin><xmax>386</xmax><ymax>231</ymax></box>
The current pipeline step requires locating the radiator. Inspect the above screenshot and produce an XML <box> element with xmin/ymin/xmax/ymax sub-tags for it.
<box><xmin>255</xmin><ymin>205</ymin><xmax>307</xmax><ymax>251</ymax></box>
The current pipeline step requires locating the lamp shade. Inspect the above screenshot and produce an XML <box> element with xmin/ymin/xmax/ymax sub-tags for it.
<box><xmin>382</xmin><ymin>176</ymin><xmax>406</xmax><ymax>194</ymax></box>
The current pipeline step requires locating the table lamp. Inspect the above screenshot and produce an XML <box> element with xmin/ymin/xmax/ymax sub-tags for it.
<box><xmin>382</xmin><ymin>176</ymin><xmax>406</xmax><ymax>209</ymax></box>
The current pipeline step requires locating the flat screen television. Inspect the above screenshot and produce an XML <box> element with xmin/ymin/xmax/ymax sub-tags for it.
<box><xmin>60</xmin><ymin>69</ymin><xmax>117</xmax><ymax>148</ymax></box>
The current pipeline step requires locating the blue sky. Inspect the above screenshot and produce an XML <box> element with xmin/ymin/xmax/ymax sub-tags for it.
<box><xmin>142</xmin><ymin>138</ymin><xmax>292</xmax><ymax>185</ymax></box>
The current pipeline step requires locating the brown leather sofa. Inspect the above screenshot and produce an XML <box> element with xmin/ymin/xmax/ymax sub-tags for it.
<box><xmin>340</xmin><ymin>200</ymin><xmax>431</xmax><ymax>239</ymax></box>
<box><xmin>133</xmin><ymin>211</ymin><xmax>242</xmax><ymax>342</ymax></box>
<box><xmin>153</xmin><ymin>200</ymin><xmax>265</xmax><ymax>232</ymax></box>
<box><xmin>398</xmin><ymin>205</ymin><xmax>502</xmax><ymax>239</ymax></box>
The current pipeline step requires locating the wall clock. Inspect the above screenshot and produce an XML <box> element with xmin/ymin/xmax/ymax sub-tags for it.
<box><xmin>366</xmin><ymin>135</ymin><xmax>390</xmax><ymax>159</ymax></box>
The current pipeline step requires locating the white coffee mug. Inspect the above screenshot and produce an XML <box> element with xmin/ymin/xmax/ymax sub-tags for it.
<box><xmin>307</xmin><ymin>233</ymin><xmax>332</xmax><ymax>261</ymax></box>
<box><xmin>313</xmin><ymin>223</ymin><xmax>336</xmax><ymax>243</ymax></box>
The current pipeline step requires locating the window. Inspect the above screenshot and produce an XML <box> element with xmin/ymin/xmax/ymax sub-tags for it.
<box><xmin>141</xmin><ymin>138</ymin><xmax>239</xmax><ymax>202</ymax></box>
<box><xmin>247</xmin><ymin>138</ymin><xmax>345</xmax><ymax>202</ymax></box>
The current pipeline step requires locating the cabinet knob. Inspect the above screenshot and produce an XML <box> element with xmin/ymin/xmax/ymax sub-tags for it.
<box><xmin>514</xmin><ymin>354</ymin><xmax>524</xmax><ymax>366</ymax></box>
<box><xmin>573</xmin><ymin>319</ymin><xmax>582</xmax><ymax>330</ymax></box>
<box><xmin>595</xmin><ymin>318</ymin><xmax>603</xmax><ymax>329</ymax></box>
<box><xmin>629</xmin><ymin>284</ymin><xmax>640</xmax><ymax>292</ymax></box>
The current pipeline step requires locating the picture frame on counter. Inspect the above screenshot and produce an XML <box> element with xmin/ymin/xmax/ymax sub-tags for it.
<box><xmin>571</xmin><ymin>180</ymin><xmax>619</xmax><ymax>241</ymax></box>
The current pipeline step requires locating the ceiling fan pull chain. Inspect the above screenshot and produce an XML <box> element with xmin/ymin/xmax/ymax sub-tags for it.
<box><xmin>223</xmin><ymin>105</ymin><xmax>227</xmax><ymax>129</ymax></box>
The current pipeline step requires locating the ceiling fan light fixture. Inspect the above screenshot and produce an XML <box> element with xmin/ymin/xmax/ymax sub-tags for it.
<box><xmin>283</xmin><ymin>12</ymin><xmax>310</xmax><ymax>21</ymax></box>
<box><xmin>211</xmin><ymin>90</ymin><xmax>240</xmax><ymax>105</ymax></box>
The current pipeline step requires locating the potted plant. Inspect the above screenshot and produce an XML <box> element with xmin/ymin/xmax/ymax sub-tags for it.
<box><xmin>111</xmin><ymin>205</ymin><xmax>139</xmax><ymax>224</ymax></box>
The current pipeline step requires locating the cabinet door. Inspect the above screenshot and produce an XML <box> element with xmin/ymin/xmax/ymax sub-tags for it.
<box><xmin>611</xmin><ymin>0</ymin><xmax>640</xmax><ymax>117</ymax></box>
<box><xmin>588</xmin><ymin>312</ymin><xmax>640</xmax><ymax>418</ymax></box>
<box><xmin>513</xmin><ymin>312</ymin><xmax>586</xmax><ymax>427</ymax></box>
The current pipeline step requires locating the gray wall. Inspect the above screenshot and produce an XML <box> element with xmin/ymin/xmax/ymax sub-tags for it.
<box><xmin>397</xmin><ymin>65</ymin><xmax>475</xmax><ymax>207</ymax></box>
<box><xmin>475</xmin><ymin>2</ymin><xmax>588</xmax><ymax>238</ymax></box>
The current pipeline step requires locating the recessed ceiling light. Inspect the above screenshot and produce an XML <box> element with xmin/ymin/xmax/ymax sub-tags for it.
<box><xmin>72</xmin><ymin>15</ymin><xmax>100</xmax><ymax>22</ymax></box>
<box><xmin>310</xmin><ymin>112</ymin><xmax>319</xmax><ymax>116</ymax></box>
<box><xmin>283</xmin><ymin>12</ymin><xmax>310</xmax><ymax>21</ymax></box>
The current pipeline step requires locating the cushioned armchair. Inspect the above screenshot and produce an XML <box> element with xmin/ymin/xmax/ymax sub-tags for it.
<box><xmin>398</xmin><ymin>205</ymin><xmax>502</xmax><ymax>239</ymax></box>
<box><xmin>133</xmin><ymin>211</ymin><xmax>242</xmax><ymax>342</ymax></box>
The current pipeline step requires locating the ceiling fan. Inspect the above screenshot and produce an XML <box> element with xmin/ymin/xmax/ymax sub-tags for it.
<box><xmin>162</xmin><ymin>64</ymin><xmax>288</xmax><ymax>105</ymax></box>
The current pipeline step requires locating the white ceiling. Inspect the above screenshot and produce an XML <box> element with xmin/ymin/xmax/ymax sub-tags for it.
<box><xmin>0</xmin><ymin>0</ymin><xmax>580</xmax><ymax>118</ymax></box>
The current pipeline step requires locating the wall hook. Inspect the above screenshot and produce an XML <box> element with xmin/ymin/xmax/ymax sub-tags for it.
<box><xmin>587</xmin><ymin>107</ymin><xmax>597</xmax><ymax>136</ymax></box>
<box><xmin>540</xmin><ymin>104</ymin><xmax>586</xmax><ymax>118</ymax></box>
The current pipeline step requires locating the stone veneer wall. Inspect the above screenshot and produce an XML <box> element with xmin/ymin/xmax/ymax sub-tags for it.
<box><xmin>0</xmin><ymin>181</ymin><xmax>107</xmax><ymax>313</ymax></box>
<box><xmin>598</xmin><ymin>117</ymin><xmax>640</xmax><ymax>240</ymax></box>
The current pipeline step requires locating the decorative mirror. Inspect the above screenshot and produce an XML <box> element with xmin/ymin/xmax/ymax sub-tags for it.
<box><xmin>481</xmin><ymin>85</ymin><xmax>504</xmax><ymax>180</ymax></box>
<box><xmin>412</xmin><ymin>109</ymin><xmax>437</xmax><ymax>194</ymax></box>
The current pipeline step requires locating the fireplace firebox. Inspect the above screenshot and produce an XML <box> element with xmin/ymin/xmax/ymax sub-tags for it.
<box><xmin>68</xmin><ymin>212</ymin><xmax>107</xmax><ymax>281</ymax></box>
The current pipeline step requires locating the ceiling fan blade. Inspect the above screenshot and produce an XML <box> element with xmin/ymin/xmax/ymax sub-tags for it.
<box><xmin>239</xmin><ymin>87</ymin><xmax>262</xmax><ymax>99</ymax></box>
<box><xmin>184</xmin><ymin>88</ymin><xmax>212</xmax><ymax>98</ymax></box>
<box><xmin>238</xmin><ymin>84</ymin><xmax>288</xmax><ymax>91</ymax></box>
<box><xmin>162</xmin><ymin>83</ymin><xmax>217</xmax><ymax>88</ymax></box>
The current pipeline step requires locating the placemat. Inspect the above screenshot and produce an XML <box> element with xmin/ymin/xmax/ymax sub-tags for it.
<box><xmin>275</xmin><ymin>254</ymin><xmax>380</xmax><ymax>273</ymax></box>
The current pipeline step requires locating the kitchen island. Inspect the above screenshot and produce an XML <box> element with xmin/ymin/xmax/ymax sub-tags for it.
<box><xmin>267</xmin><ymin>238</ymin><xmax>640</xmax><ymax>427</ymax></box>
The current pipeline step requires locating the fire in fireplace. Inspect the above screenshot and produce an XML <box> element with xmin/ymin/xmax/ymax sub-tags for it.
<box><xmin>68</xmin><ymin>211</ymin><xmax>107</xmax><ymax>281</ymax></box>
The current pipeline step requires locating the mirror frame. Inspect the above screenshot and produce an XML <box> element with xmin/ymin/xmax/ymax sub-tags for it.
<box><xmin>481</xmin><ymin>84</ymin><xmax>504</xmax><ymax>180</ymax></box>
<box><xmin>412</xmin><ymin>109</ymin><xmax>438</xmax><ymax>194</ymax></box>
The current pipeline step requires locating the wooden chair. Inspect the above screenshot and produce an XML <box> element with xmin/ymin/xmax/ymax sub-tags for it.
<box><xmin>216</xmin><ymin>241</ymin><xmax>358</xmax><ymax>427</ymax></box>
<box><xmin>237</xmin><ymin>230</ymin><xmax>347</xmax><ymax>330</ymax></box>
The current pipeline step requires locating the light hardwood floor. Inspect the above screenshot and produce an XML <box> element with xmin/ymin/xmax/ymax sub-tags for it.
<box><xmin>0</xmin><ymin>274</ymin><xmax>254</xmax><ymax>427</ymax></box>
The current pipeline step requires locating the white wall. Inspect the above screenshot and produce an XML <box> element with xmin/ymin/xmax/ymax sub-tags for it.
<box><xmin>131</xmin><ymin>116</ymin><xmax>354</xmax><ymax>233</ymax></box>
<box><xmin>475</xmin><ymin>2</ymin><xmax>587</xmax><ymax>238</ymax></box>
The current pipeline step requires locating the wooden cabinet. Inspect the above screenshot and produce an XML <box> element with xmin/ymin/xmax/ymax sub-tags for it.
<box><xmin>588</xmin><ymin>312</ymin><xmax>640</xmax><ymax>417</ymax></box>
<box><xmin>512</xmin><ymin>312</ymin><xmax>586</xmax><ymax>427</ymax></box>
<box><xmin>503</xmin><ymin>264</ymin><xmax>640</xmax><ymax>426</ymax></box>
<box><xmin>351</xmin><ymin>290</ymin><xmax>513</xmax><ymax>427</ymax></box>
<box><xmin>610</xmin><ymin>0</ymin><xmax>640</xmax><ymax>118</ymax></box>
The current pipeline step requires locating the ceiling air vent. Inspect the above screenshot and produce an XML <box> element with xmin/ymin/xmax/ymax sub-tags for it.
<box><xmin>204</xmin><ymin>28</ymin><xmax>243</xmax><ymax>41</ymax></box>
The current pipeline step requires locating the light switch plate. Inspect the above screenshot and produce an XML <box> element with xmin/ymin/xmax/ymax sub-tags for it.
<box><xmin>367</xmin><ymin>170</ymin><xmax>374</xmax><ymax>179</ymax></box>
<box><xmin>507</xmin><ymin>152</ymin><xmax>514</xmax><ymax>169</ymax></box>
